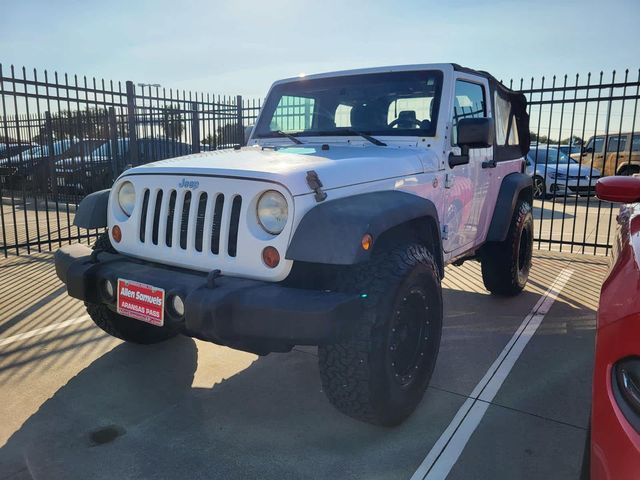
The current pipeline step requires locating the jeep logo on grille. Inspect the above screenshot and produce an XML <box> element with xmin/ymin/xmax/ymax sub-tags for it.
<box><xmin>178</xmin><ymin>178</ymin><xmax>200</xmax><ymax>189</ymax></box>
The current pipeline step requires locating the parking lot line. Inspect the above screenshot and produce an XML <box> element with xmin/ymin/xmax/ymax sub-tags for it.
<box><xmin>411</xmin><ymin>268</ymin><xmax>574</xmax><ymax>480</ymax></box>
<box><xmin>0</xmin><ymin>315</ymin><xmax>90</xmax><ymax>347</ymax></box>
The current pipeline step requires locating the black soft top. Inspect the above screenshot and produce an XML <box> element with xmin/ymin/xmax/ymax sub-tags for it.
<box><xmin>452</xmin><ymin>64</ymin><xmax>530</xmax><ymax>160</ymax></box>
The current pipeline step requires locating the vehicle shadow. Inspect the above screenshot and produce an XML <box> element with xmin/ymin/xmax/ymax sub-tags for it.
<box><xmin>0</xmin><ymin>331</ymin><xmax>439</xmax><ymax>480</ymax></box>
<box><xmin>0</xmin><ymin>336</ymin><xmax>199</xmax><ymax>480</ymax></box>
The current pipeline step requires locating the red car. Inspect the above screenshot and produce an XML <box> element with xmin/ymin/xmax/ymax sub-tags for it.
<box><xmin>588</xmin><ymin>176</ymin><xmax>640</xmax><ymax>479</ymax></box>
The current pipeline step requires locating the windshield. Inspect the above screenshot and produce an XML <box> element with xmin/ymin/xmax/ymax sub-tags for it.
<box><xmin>254</xmin><ymin>71</ymin><xmax>443</xmax><ymax>139</ymax></box>
<box><xmin>58</xmin><ymin>140</ymin><xmax>109</xmax><ymax>159</ymax></box>
<box><xmin>529</xmin><ymin>148</ymin><xmax>576</xmax><ymax>164</ymax></box>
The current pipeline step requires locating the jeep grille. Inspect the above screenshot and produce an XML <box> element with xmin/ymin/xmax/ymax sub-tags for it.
<box><xmin>138</xmin><ymin>187</ymin><xmax>242</xmax><ymax>257</ymax></box>
<box><xmin>109</xmin><ymin>175</ymin><xmax>294</xmax><ymax>282</ymax></box>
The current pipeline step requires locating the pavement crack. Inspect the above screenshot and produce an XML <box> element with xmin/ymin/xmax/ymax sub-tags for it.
<box><xmin>476</xmin><ymin>398</ymin><xmax>587</xmax><ymax>431</ymax></box>
<box><xmin>427</xmin><ymin>384</ymin><xmax>473</xmax><ymax>400</ymax></box>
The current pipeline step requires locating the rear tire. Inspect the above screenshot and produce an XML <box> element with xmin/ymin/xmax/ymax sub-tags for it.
<box><xmin>318</xmin><ymin>244</ymin><xmax>443</xmax><ymax>426</ymax></box>
<box><xmin>618</xmin><ymin>165</ymin><xmax>640</xmax><ymax>176</ymax></box>
<box><xmin>85</xmin><ymin>232</ymin><xmax>179</xmax><ymax>344</ymax></box>
<box><xmin>481</xmin><ymin>200</ymin><xmax>533</xmax><ymax>296</ymax></box>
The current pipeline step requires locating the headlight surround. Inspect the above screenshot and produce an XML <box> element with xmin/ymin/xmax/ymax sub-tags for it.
<box><xmin>257</xmin><ymin>190</ymin><xmax>288</xmax><ymax>235</ymax></box>
<box><xmin>117</xmin><ymin>181</ymin><xmax>136</xmax><ymax>217</ymax></box>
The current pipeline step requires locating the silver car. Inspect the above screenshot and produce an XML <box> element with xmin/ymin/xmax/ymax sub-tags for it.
<box><xmin>526</xmin><ymin>146</ymin><xmax>601</xmax><ymax>199</ymax></box>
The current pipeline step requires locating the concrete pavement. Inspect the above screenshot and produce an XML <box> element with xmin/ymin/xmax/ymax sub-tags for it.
<box><xmin>0</xmin><ymin>249</ymin><xmax>607</xmax><ymax>479</ymax></box>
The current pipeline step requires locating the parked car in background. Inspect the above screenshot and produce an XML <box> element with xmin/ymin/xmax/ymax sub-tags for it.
<box><xmin>554</xmin><ymin>144</ymin><xmax>582</xmax><ymax>157</ymax></box>
<box><xmin>572</xmin><ymin>132</ymin><xmax>640</xmax><ymax>177</ymax></box>
<box><xmin>0</xmin><ymin>142</ymin><xmax>34</xmax><ymax>161</ymax></box>
<box><xmin>1</xmin><ymin>139</ymin><xmax>74</xmax><ymax>179</ymax></box>
<box><xmin>586</xmin><ymin>175</ymin><xmax>640</xmax><ymax>480</ymax></box>
<box><xmin>0</xmin><ymin>142</ymin><xmax>38</xmax><ymax>188</ymax></box>
<box><xmin>54</xmin><ymin>138</ymin><xmax>192</xmax><ymax>194</ymax></box>
<box><xmin>526</xmin><ymin>145</ymin><xmax>601</xmax><ymax>198</ymax></box>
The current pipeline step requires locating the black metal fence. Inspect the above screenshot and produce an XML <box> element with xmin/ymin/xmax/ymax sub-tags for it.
<box><xmin>512</xmin><ymin>69</ymin><xmax>640</xmax><ymax>255</ymax></box>
<box><xmin>1</xmin><ymin>64</ymin><xmax>639</xmax><ymax>257</ymax></box>
<box><xmin>0</xmin><ymin>64</ymin><xmax>261</xmax><ymax>256</ymax></box>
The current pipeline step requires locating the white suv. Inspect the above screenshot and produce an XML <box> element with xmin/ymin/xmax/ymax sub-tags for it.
<box><xmin>55</xmin><ymin>63</ymin><xmax>533</xmax><ymax>426</ymax></box>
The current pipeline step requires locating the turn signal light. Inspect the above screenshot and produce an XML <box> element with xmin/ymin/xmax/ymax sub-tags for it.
<box><xmin>262</xmin><ymin>246</ymin><xmax>280</xmax><ymax>268</ymax></box>
<box><xmin>111</xmin><ymin>225</ymin><xmax>122</xmax><ymax>243</ymax></box>
<box><xmin>361</xmin><ymin>233</ymin><xmax>373</xmax><ymax>251</ymax></box>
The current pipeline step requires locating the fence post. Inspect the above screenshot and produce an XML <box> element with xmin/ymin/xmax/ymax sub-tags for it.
<box><xmin>236</xmin><ymin>95</ymin><xmax>243</xmax><ymax>145</ymax></box>
<box><xmin>108</xmin><ymin>107</ymin><xmax>119</xmax><ymax>180</ymax></box>
<box><xmin>44</xmin><ymin>111</ymin><xmax>57</xmax><ymax>197</ymax></box>
<box><xmin>125</xmin><ymin>81</ymin><xmax>138</xmax><ymax>167</ymax></box>
<box><xmin>191</xmin><ymin>102</ymin><xmax>200</xmax><ymax>154</ymax></box>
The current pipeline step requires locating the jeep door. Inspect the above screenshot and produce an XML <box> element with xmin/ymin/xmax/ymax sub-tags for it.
<box><xmin>577</xmin><ymin>135</ymin><xmax>605</xmax><ymax>174</ymax></box>
<box><xmin>603</xmin><ymin>133</ymin><xmax>640</xmax><ymax>176</ymax></box>
<box><xmin>442</xmin><ymin>76</ymin><xmax>492</xmax><ymax>253</ymax></box>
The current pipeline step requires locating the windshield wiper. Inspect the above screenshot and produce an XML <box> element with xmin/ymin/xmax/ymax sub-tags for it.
<box><xmin>273</xmin><ymin>130</ymin><xmax>303</xmax><ymax>145</ymax></box>
<box><xmin>340</xmin><ymin>129</ymin><xmax>387</xmax><ymax>147</ymax></box>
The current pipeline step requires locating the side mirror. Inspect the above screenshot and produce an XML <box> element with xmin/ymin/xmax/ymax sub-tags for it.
<box><xmin>596</xmin><ymin>176</ymin><xmax>640</xmax><ymax>203</ymax></box>
<box><xmin>582</xmin><ymin>147</ymin><xmax>593</xmax><ymax>155</ymax></box>
<box><xmin>449</xmin><ymin>118</ymin><xmax>495</xmax><ymax>168</ymax></box>
<box><xmin>458</xmin><ymin>117</ymin><xmax>495</xmax><ymax>148</ymax></box>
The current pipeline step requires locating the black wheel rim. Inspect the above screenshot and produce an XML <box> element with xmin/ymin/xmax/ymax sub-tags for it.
<box><xmin>388</xmin><ymin>287</ymin><xmax>432</xmax><ymax>387</ymax></box>
<box><xmin>518</xmin><ymin>222</ymin><xmax>533</xmax><ymax>279</ymax></box>
<box><xmin>533</xmin><ymin>177</ymin><xmax>545</xmax><ymax>198</ymax></box>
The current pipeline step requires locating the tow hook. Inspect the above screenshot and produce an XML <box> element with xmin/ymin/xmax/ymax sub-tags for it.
<box><xmin>207</xmin><ymin>269</ymin><xmax>222</xmax><ymax>289</ymax></box>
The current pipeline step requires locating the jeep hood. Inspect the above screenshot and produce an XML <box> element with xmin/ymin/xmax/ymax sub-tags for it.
<box><xmin>122</xmin><ymin>145</ymin><xmax>435</xmax><ymax>196</ymax></box>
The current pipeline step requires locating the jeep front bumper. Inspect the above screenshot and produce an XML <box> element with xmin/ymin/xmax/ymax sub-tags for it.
<box><xmin>55</xmin><ymin>244</ymin><xmax>362</xmax><ymax>354</ymax></box>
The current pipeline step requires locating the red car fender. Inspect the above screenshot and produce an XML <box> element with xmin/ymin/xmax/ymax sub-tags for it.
<box><xmin>592</xmin><ymin>206</ymin><xmax>640</xmax><ymax>480</ymax></box>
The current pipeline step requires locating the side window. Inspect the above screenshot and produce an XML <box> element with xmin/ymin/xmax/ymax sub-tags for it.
<box><xmin>452</xmin><ymin>80</ymin><xmax>486</xmax><ymax>145</ymax></box>
<box><xmin>633</xmin><ymin>135</ymin><xmax>640</xmax><ymax>152</ymax></box>
<box><xmin>508</xmin><ymin>114</ymin><xmax>519</xmax><ymax>145</ymax></box>
<box><xmin>529</xmin><ymin>148</ymin><xmax>546</xmax><ymax>164</ymax></box>
<box><xmin>607</xmin><ymin>135</ymin><xmax>627</xmax><ymax>153</ymax></box>
<box><xmin>269</xmin><ymin>95</ymin><xmax>315</xmax><ymax>133</ymax></box>
<box><xmin>494</xmin><ymin>92</ymin><xmax>520</xmax><ymax>146</ymax></box>
<box><xmin>592</xmin><ymin>136</ymin><xmax>605</xmax><ymax>153</ymax></box>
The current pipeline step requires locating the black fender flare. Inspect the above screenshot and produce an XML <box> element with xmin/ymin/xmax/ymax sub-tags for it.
<box><xmin>486</xmin><ymin>172</ymin><xmax>533</xmax><ymax>242</ymax></box>
<box><xmin>73</xmin><ymin>189</ymin><xmax>110</xmax><ymax>229</ymax></box>
<box><xmin>286</xmin><ymin>191</ymin><xmax>443</xmax><ymax>274</ymax></box>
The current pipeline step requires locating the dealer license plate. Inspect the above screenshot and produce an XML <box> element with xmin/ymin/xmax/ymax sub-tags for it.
<box><xmin>116</xmin><ymin>279</ymin><xmax>165</xmax><ymax>327</ymax></box>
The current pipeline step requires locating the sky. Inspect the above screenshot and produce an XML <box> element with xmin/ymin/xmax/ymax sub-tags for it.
<box><xmin>1</xmin><ymin>0</ymin><xmax>639</xmax><ymax>99</ymax></box>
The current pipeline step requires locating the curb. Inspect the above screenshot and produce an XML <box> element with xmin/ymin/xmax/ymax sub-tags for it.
<box><xmin>1</xmin><ymin>196</ymin><xmax>78</xmax><ymax>212</ymax></box>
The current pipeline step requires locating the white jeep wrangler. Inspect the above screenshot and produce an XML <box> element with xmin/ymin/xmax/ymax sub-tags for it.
<box><xmin>55</xmin><ymin>63</ymin><xmax>533</xmax><ymax>426</ymax></box>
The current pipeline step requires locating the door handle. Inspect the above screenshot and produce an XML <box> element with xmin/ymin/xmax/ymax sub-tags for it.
<box><xmin>482</xmin><ymin>159</ymin><xmax>497</xmax><ymax>169</ymax></box>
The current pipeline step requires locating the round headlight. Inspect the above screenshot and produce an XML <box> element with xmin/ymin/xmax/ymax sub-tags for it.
<box><xmin>257</xmin><ymin>190</ymin><xmax>288</xmax><ymax>235</ymax></box>
<box><xmin>117</xmin><ymin>181</ymin><xmax>136</xmax><ymax>217</ymax></box>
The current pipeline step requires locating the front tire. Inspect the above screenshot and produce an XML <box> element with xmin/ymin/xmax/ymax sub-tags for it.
<box><xmin>318</xmin><ymin>244</ymin><xmax>443</xmax><ymax>426</ymax></box>
<box><xmin>85</xmin><ymin>232</ymin><xmax>180</xmax><ymax>344</ymax></box>
<box><xmin>481</xmin><ymin>200</ymin><xmax>533</xmax><ymax>296</ymax></box>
